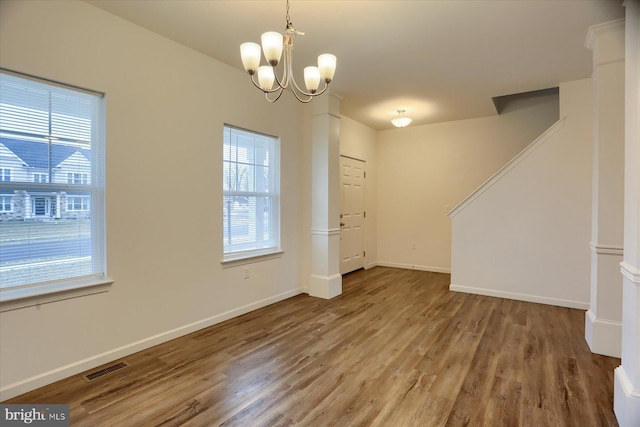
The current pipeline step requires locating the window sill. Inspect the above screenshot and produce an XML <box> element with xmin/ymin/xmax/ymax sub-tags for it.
<box><xmin>0</xmin><ymin>277</ymin><xmax>114</xmax><ymax>313</ymax></box>
<box><xmin>221</xmin><ymin>249</ymin><xmax>283</xmax><ymax>268</ymax></box>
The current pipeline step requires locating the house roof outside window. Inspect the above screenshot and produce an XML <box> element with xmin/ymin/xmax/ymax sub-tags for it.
<box><xmin>0</xmin><ymin>137</ymin><xmax>91</xmax><ymax>169</ymax></box>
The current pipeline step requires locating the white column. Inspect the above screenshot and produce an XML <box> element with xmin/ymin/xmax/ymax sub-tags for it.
<box><xmin>615</xmin><ymin>2</ymin><xmax>640</xmax><ymax>425</ymax></box>
<box><xmin>584</xmin><ymin>19</ymin><xmax>625</xmax><ymax>358</ymax></box>
<box><xmin>23</xmin><ymin>192</ymin><xmax>31</xmax><ymax>219</ymax></box>
<box><xmin>55</xmin><ymin>194</ymin><xmax>62</xmax><ymax>219</ymax></box>
<box><xmin>309</xmin><ymin>93</ymin><xmax>342</xmax><ymax>299</ymax></box>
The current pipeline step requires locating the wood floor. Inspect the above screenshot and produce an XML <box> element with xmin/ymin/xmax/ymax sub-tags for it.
<box><xmin>6</xmin><ymin>267</ymin><xmax>620</xmax><ymax>426</ymax></box>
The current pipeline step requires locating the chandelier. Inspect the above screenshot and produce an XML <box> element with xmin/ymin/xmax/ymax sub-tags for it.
<box><xmin>240</xmin><ymin>0</ymin><xmax>337</xmax><ymax>103</ymax></box>
<box><xmin>391</xmin><ymin>110</ymin><xmax>412</xmax><ymax>128</ymax></box>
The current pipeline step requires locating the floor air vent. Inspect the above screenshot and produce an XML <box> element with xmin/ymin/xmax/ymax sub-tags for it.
<box><xmin>83</xmin><ymin>361</ymin><xmax>129</xmax><ymax>382</ymax></box>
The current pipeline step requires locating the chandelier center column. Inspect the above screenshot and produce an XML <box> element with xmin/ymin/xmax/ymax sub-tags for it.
<box><xmin>309</xmin><ymin>93</ymin><xmax>342</xmax><ymax>299</ymax></box>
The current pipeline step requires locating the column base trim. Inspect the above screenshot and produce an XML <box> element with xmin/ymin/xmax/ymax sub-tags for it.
<box><xmin>614</xmin><ymin>366</ymin><xmax>640</xmax><ymax>426</ymax></box>
<box><xmin>585</xmin><ymin>309</ymin><xmax>622</xmax><ymax>357</ymax></box>
<box><xmin>309</xmin><ymin>274</ymin><xmax>342</xmax><ymax>299</ymax></box>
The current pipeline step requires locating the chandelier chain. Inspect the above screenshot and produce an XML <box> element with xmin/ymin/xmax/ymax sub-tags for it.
<box><xmin>285</xmin><ymin>0</ymin><xmax>291</xmax><ymax>28</ymax></box>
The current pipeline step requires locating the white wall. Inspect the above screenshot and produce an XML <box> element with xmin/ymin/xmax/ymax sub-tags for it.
<box><xmin>0</xmin><ymin>0</ymin><xmax>310</xmax><ymax>399</ymax></box>
<box><xmin>449</xmin><ymin>79</ymin><xmax>593</xmax><ymax>308</ymax></box>
<box><xmin>340</xmin><ymin>116</ymin><xmax>378</xmax><ymax>268</ymax></box>
<box><xmin>376</xmin><ymin>93</ymin><xmax>559</xmax><ymax>273</ymax></box>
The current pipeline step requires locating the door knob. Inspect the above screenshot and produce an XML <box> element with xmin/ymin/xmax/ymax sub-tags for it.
<box><xmin>340</xmin><ymin>222</ymin><xmax>345</xmax><ymax>227</ymax></box>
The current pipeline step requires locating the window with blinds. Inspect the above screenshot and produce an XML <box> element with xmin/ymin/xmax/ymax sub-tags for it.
<box><xmin>0</xmin><ymin>69</ymin><xmax>106</xmax><ymax>294</ymax></box>
<box><xmin>223</xmin><ymin>125</ymin><xmax>280</xmax><ymax>261</ymax></box>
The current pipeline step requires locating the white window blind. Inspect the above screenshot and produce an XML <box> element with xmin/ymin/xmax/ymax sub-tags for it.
<box><xmin>223</xmin><ymin>125</ymin><xmax>280</xmax><ymax>261</ymax></box>
<box><xmin>0</xmin><ymin>69</ymin><xmax>106</xmax><ymax>293</ymax></box>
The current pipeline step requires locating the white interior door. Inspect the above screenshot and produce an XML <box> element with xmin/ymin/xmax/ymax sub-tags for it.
<box><xmin>340</xmin><ymin>155</ymin><xmax>365</xmax><ymax>274</ymax></box>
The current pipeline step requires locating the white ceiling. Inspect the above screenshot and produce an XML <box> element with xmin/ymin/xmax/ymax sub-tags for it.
<box><xmin>86</xmin><ymin>0</ymin><xmax>624</xmax><ymax>130</ymax></box>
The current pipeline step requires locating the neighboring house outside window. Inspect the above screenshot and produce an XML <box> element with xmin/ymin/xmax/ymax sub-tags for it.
<box><xmin>222</xmin><ymin>125</ymin><xmax>280</xmax><ymax>262</ymax></box>
<box><xmin>0</xmin><ymin>69</ymin><xmax>109</xmax><ymax>308</ymax></box>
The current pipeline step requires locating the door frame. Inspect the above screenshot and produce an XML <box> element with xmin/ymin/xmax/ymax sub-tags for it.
<box><xmin>339</xmin><ymin>154</ymin><xmax>366</xmax><ymax>275</ymax></box>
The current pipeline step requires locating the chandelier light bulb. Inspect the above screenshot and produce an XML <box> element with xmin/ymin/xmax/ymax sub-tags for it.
<box><xmin>261</xmin><ymin>31</ymin><xmax>284</xmax><ymax>66</ymax></box>
<box><xmin>318</xmin><ymin>54</ymin><xmax>337</xmax><ymax>83</ymax></box>
<box><xmin>304</xmin><ymin>66</ymin><xmax>321</xmax><ymax>93</ymax></box>
<box><xmin>257</xmin><ymin>66</ymin><xmax>276</xmax><ymax>91</ymax></box>
<box><xmin>240</xmin><ymin>42</ymin><xmax>261</xmax><ymax>75</ymax></box>
<box><xmin>391</xmin><ymin>110</ymin><xmax>412</xmax><ymax>128</ymax></box>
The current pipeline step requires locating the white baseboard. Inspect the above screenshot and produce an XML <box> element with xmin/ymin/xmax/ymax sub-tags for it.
<box><xmin>614</xmin><ymin>366</ymin><xmax>640</xmax><ymax>427</ymax></box>
<box><xmin>449</xmin><ymin>283</ymin><xmax>589</xmax><ymax>310</ymax></box>
<box><xmin>584</xmin><ymin>309</ymin><xmax>622</xmax><ymax>357</ymax></box>
<box><xmin>308</xmin><ymin>274</ymin><xmax>342</xmax><ymax>299</ymax></box>
<box><xmin>0</xmin><ymin>287</ymin><xmax>306</xmax><ymax>401</ymax></box>
<box><xmin>377</xmin><ymin>261</ymin><xmax>451</xmax><ymax>274</ymax></box>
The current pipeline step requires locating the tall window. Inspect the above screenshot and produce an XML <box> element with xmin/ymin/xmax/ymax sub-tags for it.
<box><xmin>223</xmin><ymin>125</ymin><xmax>280</xmax><ymax>261</ymax></box>
<box><xmin>0</xmin><ymin>69</ymin><xmax>106</xmax><ymax>297</ymax></box>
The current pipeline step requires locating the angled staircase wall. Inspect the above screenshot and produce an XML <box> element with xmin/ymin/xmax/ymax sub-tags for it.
<box><xmin>448</xmin><ymin>79</ymin><xmax>593</xmax><ymax>308</ymax></box>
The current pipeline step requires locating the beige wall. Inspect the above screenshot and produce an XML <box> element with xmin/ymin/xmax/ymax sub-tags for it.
<box><xmin>449</xmin><ymin>79</ymin><xmax>593</xmax><ymax>308</ymax></box>
<box><xmin>376</xmin><ymin>93</ymin><xmax>559</xmax><ymax>272</ymax></box>
<box><xmin>0</xmin><ymin>0</ymin><xmax>310</xmax><ymax>398</ymax></box>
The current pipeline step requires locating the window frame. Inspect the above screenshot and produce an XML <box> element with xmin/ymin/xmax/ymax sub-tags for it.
<box><xmin>0</xmin><ymin>195</ymin><xmax>13</xmax><ymax>212</ymax></box>
<box><xmin>68</xmin><ymin>172</ymin><xmax>88</xmax><ymax>185</ymax></box>
<box><xmin>67</xmin><ymin>195</ymin><xmax>90</xmax><ymax>211</ymax></box>
<box><xmin>0</xmin><ymin>68</ymin><xmax>112</xmax><ymax>312</ymax></box>
<box><xmin>222</xmin><ymin>124</ymin><xmax>281</xmax><ymax>264</ymax></box>
<box><xmin>0</xmin><ymin>168</ymin><xmax>10</xmax><ymax>181</ymax></box>
<box><xmin>33</xmin><ymin>173</ymin><xmax>48</xmax><ymax>183</ymax></box>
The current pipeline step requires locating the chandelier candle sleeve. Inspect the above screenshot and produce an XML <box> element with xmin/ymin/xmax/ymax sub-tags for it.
<box><xmin>239</xmin><ymin>0</ymin><xmax>336</xmax><ymax>103</ymax></box>
<box><xmin>258</xmin><ymin>66</ymin><xmax>275</xmax><ymax>90</ymax></box>
<box><xmin>240</xmin><ymin>42</ymin><xmax>261</xmax><ymax>75</ymax></box>
<box><xmin>261</xmin><ymin>32</ymin><xmax>284</xmax><ymax>65</ymax></box>
<box><xmin>304</xmin><ymin>67</ymin><xmax>321</xmax><ymax>93</ymax></box>
<box><xmin>318</xmin><ymin>54</ymin><xmax>337</xmax><ymax>82</ymax></box>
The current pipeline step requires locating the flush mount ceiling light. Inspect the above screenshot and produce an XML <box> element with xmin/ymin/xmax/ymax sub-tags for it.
<box><xmin>391</xmin><ymin>110</ymin><xmax>412</xmax><ymax>128</ymax></box>
<box><xmin>240</xmin><ymin>0</ymin><xmax>337</xmax><ymax>104</ymax></box>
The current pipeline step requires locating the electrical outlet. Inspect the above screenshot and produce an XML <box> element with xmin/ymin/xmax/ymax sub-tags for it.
<box><xmin>243</xmin><ymin>267</ymin><xmax>250</xmax><ymax>279</ymax></box>
<box><xmin>411</xmin><ymin>242</ymin><xmax>417</xmax><ymax>250</ymax></box>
